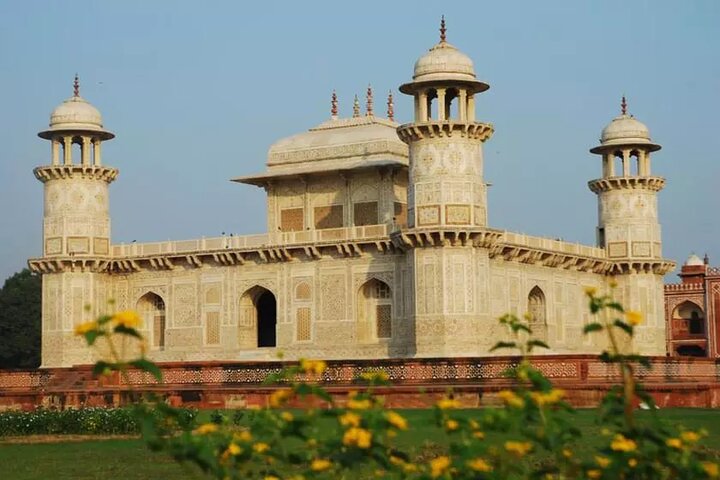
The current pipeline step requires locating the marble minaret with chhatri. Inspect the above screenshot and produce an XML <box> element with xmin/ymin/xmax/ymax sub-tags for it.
<box><xmin>35</xmin><ymin>76</ymin><xmax>117</xmax><ymax>366</ymax></box>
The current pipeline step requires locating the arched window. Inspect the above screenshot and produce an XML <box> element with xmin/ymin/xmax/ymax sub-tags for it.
<box><xmin>527</xmin><ymin>286</ymin><xmax>547</xmax><ymax>342</ymax></box>
<box><xmin>136</xmin><ymin>292</ymin><xmax>166</xmax><ymax>348</ymax></box>
<box><xmin>357</xmin><ymin>279</ymin><xmax>392</xmax><ymax>341</ymax></box>
<box><xmin>672</xmin><ymin>301</ymin><xmax>705</xmax><ymax>337</ymax></box>
<box><xmin>238</xmin><ymin>286</ymin><xmax>277</xmax><ymax>348</ymax></box>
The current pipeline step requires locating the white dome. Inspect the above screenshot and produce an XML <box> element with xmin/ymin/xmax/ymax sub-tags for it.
<box><xmin>685</xmin><ymin>254</ymin><xmax>704</xmax><ymax>266</ymax></box>
<box><xmin>590</xmin><ymin>112</ymin><xmax>661</xmax><ymax>154</ymax></box>
<box><xmin>413</xmin><ymin>42</ymin><xmax>476</xmax><ymax>83</ymax></box>
<box><xmin>50</xmin><ymin>96</ymin><xmax>103</xmax><ymax>129</ymax></box>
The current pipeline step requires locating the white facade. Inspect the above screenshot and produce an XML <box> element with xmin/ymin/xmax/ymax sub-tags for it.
<box><xmin>30</xmin><ymin>29</ymin><xmax>673</xmax><ymax>368</ymax></box>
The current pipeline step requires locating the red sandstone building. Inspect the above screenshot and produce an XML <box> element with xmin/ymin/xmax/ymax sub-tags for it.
<box><xmin>665</xmin><ymin>254</ymin><xmax>720</xmax><ymax>357</ymax></box>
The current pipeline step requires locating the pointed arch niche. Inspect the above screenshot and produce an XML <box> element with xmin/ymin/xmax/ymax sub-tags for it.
<box><xmin>136</xmin><ymin>292</ymin><xmax>166</xmax><ymax>349</ymax></box>
<box><xmin>238</xmin><ymin>286</ymin><xmax>277</xmax><ymax>349</ymax></box>
<box><xmin>356</xmin><ymin>278</ymin><xmax>392</xmax><ymax>342</ymax></box>
<box><xmin>527</xmin><ymin>286</ymin><xmax>547</xmax><ymax>342</ymax></box>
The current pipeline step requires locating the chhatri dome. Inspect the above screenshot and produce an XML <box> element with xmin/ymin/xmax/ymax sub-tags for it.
<box><xmin>38</xmin><ymin>75</ymin><xmax>114</xmax><ymax>140</ymax></box>
<box><xmin>685</xmin><ymin>254</ymin><xmax>705</xmax><ymax>267</ymax></box>
<box><xmin>400</xmin><ymin>16</ymin><xmax>489</xmax><ymax>95</ymax></box>
<box><xmin>590</xmin><ymin>96</ymin><xmax>659</xmax><ymax>153</ymax></box>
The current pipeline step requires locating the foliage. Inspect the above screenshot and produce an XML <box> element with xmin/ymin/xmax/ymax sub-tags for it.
<box><xmin>76</xmin><ymin>285</ymin><xmax>720</xmax><ymax>479</ymax></box>
<box><xmin>0</xmin><ymin>406</ymin><xmax>194</xmax><ymax>436</ymax></box>
<box><xmin>0</xmin><ymin>269</ymin><xmax>41</xmax><ymax>369</ymax></box>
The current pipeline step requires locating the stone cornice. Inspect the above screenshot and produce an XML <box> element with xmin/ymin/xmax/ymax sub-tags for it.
<box><xmin>390</xmin><ymin>227</ymin><xmax>503</xmax><ymax>250</ymax></box>
<box><xmin>588</xmin><ymin>176</ymin><xmax>665</xmax><ymax>194</ymax></box>
<box><xmin>34</xmin><ymin>165</ymin><xmax>118</xmax><ymax>183</ymax></box>
<box><xmin>267</xmin><ymin>140</ymin><xmax>408</xmax><ymax>166</ymax></box>
<box><xmin>608</xmin><ymin>260</ymin><xmax>676</xmax><ymax>276</ymax></box>
<box><xmin>28</xmin><ymin>257</ymin><xmax>112</xmax><ymax>274</ymax></box>
<box><xmin>396</xmin><ymin>121</ymin><xmax>494</xmax><ymax>144</ymax></box>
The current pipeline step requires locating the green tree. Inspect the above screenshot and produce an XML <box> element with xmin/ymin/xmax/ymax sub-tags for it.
<box><xmin>0</xmin><ymin>269</ymin><xmax>41</xmax><ymax>369</ymax></box>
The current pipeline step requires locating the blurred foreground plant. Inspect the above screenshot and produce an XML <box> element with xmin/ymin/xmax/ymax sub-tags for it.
<box><xmin>76</xmin><ymin>287</ymin><xmax>720</xmax><ymax>479</ymax></box>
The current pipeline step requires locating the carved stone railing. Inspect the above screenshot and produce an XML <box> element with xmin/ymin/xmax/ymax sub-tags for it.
<box><xmin>665</xmin><ymin>283</ymin><xmax>704</xmax><ymax>292</ymax></box>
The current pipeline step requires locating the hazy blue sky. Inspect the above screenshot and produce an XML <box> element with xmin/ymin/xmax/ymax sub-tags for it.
<box><xmin>0</xmin><ymin>1</ymin><xmax>718</xmax><ymax>282</ymax></box>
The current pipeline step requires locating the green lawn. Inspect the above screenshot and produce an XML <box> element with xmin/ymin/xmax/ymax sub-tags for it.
<box><xmin>2</xmin><ymin>409</ymin><xmax>720</xmax><ymax>479</ymax></box>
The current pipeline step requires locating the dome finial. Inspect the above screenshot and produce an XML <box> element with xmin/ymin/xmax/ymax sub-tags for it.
<box><xmin>73</xmin><ymin>74</ymin><xmax>80</xmax><ymax>97</ymax></box>
<box><xmin>353</xmin><ymin>94</ymin><xmax>360</xmax><ymax>118</ymax></box>
<box><xmin>440</xmin><ymin>15</ymin><xmax>447</xmax><ymax>43</ymax></box>
<box><xmin>331</xmin><ymin>90</ymin><xmax>338</xmax><ymax>119</ymax></box>
<box><xmin>621</xmin><ymin>95</ymin><xmax>627</xmax><ymax>115</ymax></box>
<box><xmin>387</xmin><ymin>90</ymin><xmax>394</xmax><ymax>121</ymax></box>
<box><xmin>366</xmin><ymin>84</ymin><xmax>374</xmax><ymax>116</ymax></box>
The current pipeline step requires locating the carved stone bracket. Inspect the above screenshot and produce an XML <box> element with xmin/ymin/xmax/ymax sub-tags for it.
<box><xmin>34</xmin><ymin>165</ymin><xmax>119</xmax><ymax>184</ymax></box>
<box><xmin>588</xmin><ymin>176</ymin><xmax>665</xmax><ymax>194</ymax></box>
<box><xmin>396</xmin><ymin>121</ymin><xmax>494</xmax><ymax>143</ymax></box>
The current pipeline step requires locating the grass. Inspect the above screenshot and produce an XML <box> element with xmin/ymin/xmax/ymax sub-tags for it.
<box><xmin>2</xmin><ymin>408</ymin><xmax>720</xmax><ymax>479</ymax></box>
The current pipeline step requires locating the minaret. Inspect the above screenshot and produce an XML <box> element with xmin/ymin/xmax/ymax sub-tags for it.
<box><xmin>395</xmin><ymin>19</ymin><xmax>494</xmax><ymax>356</ymax></box>
<box><xmin>589</xmin><ymin>97</ymin><xmax>673</xmax><ymax>354</ymax></box>
<box><xmin>32</xmin><ymin>75</ymin><xmax>117</xmax><ymax>367</ymax></box>
<box><xmin>397</xmin><ymin>16</ymin><xmax>493</xmax><ymax>228</ymax></box>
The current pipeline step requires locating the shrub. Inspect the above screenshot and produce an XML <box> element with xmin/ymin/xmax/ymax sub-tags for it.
<box><xmin>75</xmin><ymin>290</ymin><xmax>720</xmax><ymax>479</ymax></box>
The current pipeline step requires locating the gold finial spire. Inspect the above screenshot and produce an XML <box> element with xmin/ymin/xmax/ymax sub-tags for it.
<box><xmin>440</xmin><ymin>15</ymin><xmax>447</xmax><ymax>43</ymax></box>
<box><xmin>73</xmin><ymin>74</ymin><xmax>80</xmax><ymax>97</ymax></box>
<box><xmin>331</xmin><ymin>90</ymin><xmax>338</xmax><ymax>119</ymax></box>
<box><xmin>621</xmin><ymin>95</ymin><xmax>627</xmax><ymax>115</ymax></box>
<box><xmin>387</xmin><ymin>90</ymin><xmax>394</xmax><ymax>121</ymax></box>
<box><xmin>366</xmin><ymin>84</ymin><xmax>374</xmax><ymax>116</ymax></box>
<box><xmin>353</xmin><ymin>94</ymin><xmax>360</xmax><ymax>118</ymax></box>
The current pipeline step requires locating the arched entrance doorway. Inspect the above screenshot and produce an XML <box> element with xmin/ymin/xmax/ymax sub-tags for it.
<box><xmin>238</xmin><ymin>286</ymin><xmax>277</xmax><ymax>348</ymax></box>
<box><xmin>136</xmin><ymin>292</ymin><xmax>166</xmax><ymax>348</ymax></box>
<box><xmin>256</xmin><ymin>290</ymin><xmax>277</xmax><ymax>347</ymax></box>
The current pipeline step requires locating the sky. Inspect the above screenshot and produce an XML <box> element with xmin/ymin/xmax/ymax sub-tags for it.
<box><xmin>0</xmin><ymin>0</ymin><xmax>718</xmax><ymax>282</ymax></box>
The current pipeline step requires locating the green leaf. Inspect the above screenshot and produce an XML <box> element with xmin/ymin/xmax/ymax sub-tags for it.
<box><xmin>490</xmin><ymin>341</ymin><xmax>517</xmax><ymax>352</ymax></box>
<box><xmin>607</xmin><ymin>302</ymin><xmax>625</xmax><ymax>313</ymax></box>
<box><xmin>114</xmin><ymin>325</ymin><xmax>143</xmax><ymax>339</ymax></box>
<box><xmin>130</xmin><ymin>358</ymin><xmax>163</xmax><ymax>382</ymax></box>
<box><xmin>527</xmin><ymin>339</ymin><xmax>550</xmax><ymax>350</ymax></box>
<box><xmin>84</xmin><ymin>329</ymin><xmax>105</xmax><ymax>346</ymax></box>
<box><xmin>583</xmin><ymin>323</ymin><xmax>603</xmax><ymax>334</ymax></box>
<box><xmin>613</xmin><ymin>319</ymin><xmax>633</xmax><ymax>335</ymax></box>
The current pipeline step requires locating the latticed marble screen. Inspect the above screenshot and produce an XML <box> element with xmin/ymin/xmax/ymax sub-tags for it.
<box><xmin>376</xmin><ymin>304</ymin><xmax>392</xmax><ymax>338</ymax></box>
<box><xmin>295</xmin><ymin>282</ymin><xmax>311</xmax><ymax>300</ymax></box>
<box><xmin>314</xmin><ymin>205</ymin><xmax>343</xmax><ymax>229</ymax></box>
<box><xmin>353</xmin><ymin>201</ymin><xmax>378</xmax><ymax>226</ymax></box>
<box><xmin>153</xmin><ymin>313</ymin><xmax>166</xmax><ymax>348</ymax></box>
<box><xmin>296</xmin><ymin>307</ymin><xmax>311</xmax><ymax>341</ymax></box>
<box><xmin>394</xmin><ymin>202</ymin><xmax>408</xmax><ymax>227</ymax></box>
<box><xmin>281</xmin><ymin>208</ymin><xmax>304</xmax><ymax>231</ymax></box>
<box><xmin>206</xmin><ymin>312</ymin><xmax>220</xmax><ymax>345</ymax></box>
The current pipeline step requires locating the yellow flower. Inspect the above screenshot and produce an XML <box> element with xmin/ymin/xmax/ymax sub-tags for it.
<box><xmin>311</xmin><ymin>458</ymin><xmax>331</xmax><ymax>472</ymax></box>
<box><xmin>610</xmin><ymin>434</ymin><xmax>637</xmax><ymax>452</ymax></box>
<box><xmin>628</xmin><ymin>458</ymin><xmax>637</xmax><ymax>468</ymax></box>
<box><xmin>347</xmin><ymin>398</ymin><xmax>372</xmax><ymax>410</ymax></box>
<box><xmin>469</xmin><ymin>419</ymin><xmax>480</xmax><ymax>430</ymax></box>
<box><xmin>342</xmin><ymin>427</ymin><xmax>372</xmax><ymax>449</ymax></box>
<box><xmin>193</xmin><ymin>423</ymin><xmax>219</xmax><ymax>435</ymax></box>
<box><xmin>269</xmin><ymin>388</ymin><xmax>293</xmax><ymax>408</ymax></box>
<box><xmin>445</xmin><ymin>419</ymin><xmax>459</xmax><ymax>431</ymax></box>
<box><xmin>234</xmin><ymin>430</ymin><xmax>252</xmax><ymax>442</ymax></box>
<box><xmin>264</xmin><ymin>476</ymin><xmax>280</xmax><ymax>480</ymax></box>
<box><xmin>681</xmin><ymin>431</ymin><xmax>700</xmax><ymax>443</ymax></box>
<box><xmin>702</xmin><ymin>462</ymin><xmax>719</xmax><ymax>478</ymax></box>
<box><xmin>360</xmin><ymin>371</ymin><xmax>389</xmax><ymax>382</ymax></box>
<box><xmin>504</xmin><ymin>441</ymin><xmax>533</xmax><ymax>457</ymax></box>
<box><xmin>227</xmin><ymin>443</ymin><xmax>242</xmax><ymax>455</ymax></box>
<box><xmin>473</xmin><ymin>431</ymin><xmax>485</xmax><ymax>439</ymax></box>
<box><xmin>307</xmin><ymin>438</ymin><xmax>317</xmax><ymax>447</ymax></box>
<box><xmin>389</xmin><ymin>455</ymin><xmax>405</xmax><ymax>466</ymax></box>
<box><xmin>467</xmin><ymin>457</ymin><xmax>492</xmax><ymax>472</ymax></box>
<box><xmin>666</xmin><ymin>437</ymin><xmax>682</xmax><ymax>449</ymax></box>
<box><xmin>253</xmin><ymin>442</ymin><xmax>270</xmax><ymax>454</ymax></box>
<box><xmin>339</xmin><ymin>411</ymin><xmax>361</xmax><ymax>428</ymax></box>
<box><xmin>385</xmin><ymin>411</ymin><xmax>408</xmax><ymax>430</ymax></box>
<box><xmin>583</xmin><ymin>286</ymin><xmax>598</xmax><ymax>297</ymax></box>
<box><xmin>626</xmin><ymin>311</ymin><xmax>643</xmax><ymax>326</ymax></box>
<box><xmin>587</xmin><ymin>469</ymin><xmax>602</xmax><ymax>479</ymax></box>
<box><xmin>436</xmin><ymin>397</ymin><xmax>461</xmax><ymax>410</ymax></box>
<box><xmin>530</xmin><ymin>389</ymin><xmax>565</xmax><ymax>406</ymax></box>
<box><xmin>387</xmin><ymin>429</ymin><xmax>397</xmax><ymax>438</ymax></box>
<box><xmin>112</xmin><ymin>310</ymin><xmax>142</xmax><ymax>328</ymax></box>
<box><xmin>429</xmin><ymin>456</ymin><xmax>451</xmax><ymax>478</ymax></box>
<box><xmin>498</xmin><ymin>390</ymin><xmax>525</xmax><ymax>408</ymax></box>
<box><xmin>299</xmin><ymin>359</ymin><xmax>327</xmax><ymax>375</ymax></box>
<box><xmin>562</xmin><ymin>448</ymin><xmax>573</xmax><ymax>458</ymax></box>
<box><xmin>74</xmin><ymin>320</ymin><xmax>98</xmax><ymax>336</ymax></box>
<box><xmin>280</xmin><ymin>411</ymin><xmax>294</xmax><ymax>422</ymax></box>
<box><xmin>595</xmin><ymin>456</ymin><xmax>610</xmax><ymax>468</ymax></box>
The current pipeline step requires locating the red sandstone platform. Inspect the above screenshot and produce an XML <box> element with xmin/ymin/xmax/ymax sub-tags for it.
<box><xmin>1</xmin><ymin>355</ymin><xmax>718</xmax><ymax>410</ymax></box>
